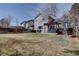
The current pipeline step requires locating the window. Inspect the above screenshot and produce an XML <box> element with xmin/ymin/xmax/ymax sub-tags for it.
<box><xmin>38</xmin><ymin>26</ymin><xmax>42</xmax><ymax>29</ymax></box>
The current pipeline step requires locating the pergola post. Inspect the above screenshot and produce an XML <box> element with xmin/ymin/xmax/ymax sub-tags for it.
<box><xmin>75</xmin><ymin>26</ymin><xmax>78</xmax><ymax>36</ymax></box>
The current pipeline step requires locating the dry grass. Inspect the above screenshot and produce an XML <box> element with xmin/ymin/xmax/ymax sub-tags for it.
<box><xmin>0</xmin><ymin>33</ymin><xmax>79</xmax><ymax>56</ymax></box>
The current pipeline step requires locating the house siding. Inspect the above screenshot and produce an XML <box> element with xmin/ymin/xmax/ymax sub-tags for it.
<box><xmin>34</xmin><ymin>14</ymin><xmax>48</xmax><ymax>33</ymax></box>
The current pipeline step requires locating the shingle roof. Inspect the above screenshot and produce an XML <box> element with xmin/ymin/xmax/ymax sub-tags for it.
<box><xmin>20</xmin><ymin>20</ymin><xmax>34</xmax><ymax>24</ymax></box>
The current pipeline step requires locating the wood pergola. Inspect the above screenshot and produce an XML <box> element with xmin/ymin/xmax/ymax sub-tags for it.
<box><xmin>43</xmin><ymin>20</ymin><xmax>61</xmax><ymax>33</ymax></box>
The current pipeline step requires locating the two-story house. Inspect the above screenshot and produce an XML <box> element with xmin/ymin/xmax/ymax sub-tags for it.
<box><xmin>34</xmin><ymin>13</ymin><xmax>61</xmax><ymax>33</ymax></box>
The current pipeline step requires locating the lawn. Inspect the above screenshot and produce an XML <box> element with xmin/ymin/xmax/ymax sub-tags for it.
<box><xmin>0</xmin><ymin>33</ymin><xmax>79</xmax><ymax>56</ymax></box>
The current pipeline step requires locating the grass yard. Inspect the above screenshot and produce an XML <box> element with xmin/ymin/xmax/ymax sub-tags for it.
<box><xmin>0</xmin><ymin>33</ymin><xmax>79</xmax><ymax>56</ymax></box>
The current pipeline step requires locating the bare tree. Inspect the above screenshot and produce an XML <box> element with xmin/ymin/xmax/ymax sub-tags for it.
<box><xmin>0</xmin><ymin>15</ymin><xmax>12</xmax><ymax>28</ymax></box>
<box><xmin>16</xmin><ymin>18</ymin><xmax>20</xmax><ymax>26</ymax></box>
<box><xmin>38</xmin><ymin>3</ymin><xmax>58</xmax><ymax>18</ymax></box>
<box><xmin>5</xmin><ymin>15</ymin><xmax>11</xmax><ymax>27</ymax></box>
<box><xmin>61</xmin><ymin>12</ymin><xmax>79</xmax><ymax>36</ymax></box>
<box><xmin>61</xmin><ymin>12</ymin><xmax>76</xmax><ymax>28</ymax></box>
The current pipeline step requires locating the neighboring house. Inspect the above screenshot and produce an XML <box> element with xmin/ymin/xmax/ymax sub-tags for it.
<box><xmin>20</xmin><ymin>20</ymin><xmax>34</xmax><ymax>30</ymax></box>
<box><xmin>34</xmin><ymin>13</ymin><xmax>61</xmax><ymax>33</ymax></box>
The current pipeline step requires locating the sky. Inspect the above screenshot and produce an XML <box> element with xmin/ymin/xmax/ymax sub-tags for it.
<box><xmin>0</xmin><ymin>3</ymin><xmax>73</xmax><ymax>26</ymax></box>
